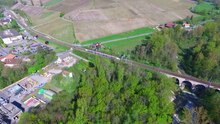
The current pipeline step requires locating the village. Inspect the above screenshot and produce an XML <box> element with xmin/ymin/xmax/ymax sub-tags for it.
<box><xmin>0</xmin><ymin>9</ymin><xmax>79</xmax><ymax>124</ymax></box>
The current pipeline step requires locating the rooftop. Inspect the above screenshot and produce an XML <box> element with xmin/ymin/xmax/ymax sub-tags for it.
<box><xmin>0</xmin><ymin>29</ymin><xmax>20</xmax><ymax>39</ymax></box>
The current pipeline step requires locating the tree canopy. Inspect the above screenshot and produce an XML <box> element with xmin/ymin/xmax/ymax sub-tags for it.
<box><xmin>19</xmin><ymin>57</ymin><xmax>178</xmax><ymax>124</ymax></box>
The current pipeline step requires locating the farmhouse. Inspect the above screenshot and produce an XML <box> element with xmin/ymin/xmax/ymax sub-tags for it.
<box><xmin>165</xmin><ymin>22</ymin><xmax>176</xmax><ymax>28</ymax></box>
<box><xmin>0</xmin><ymin>29</ymin><xmax>22</xmax><ymax>44</ymax></box>
<box><xmin>0</xmin><ymin>18</ymin><xmax>12</xmax><ymax>26</ymax></box>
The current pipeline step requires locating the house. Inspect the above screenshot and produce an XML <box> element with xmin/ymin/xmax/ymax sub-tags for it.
<box><xmin>0</xmin><ymin>54</ymin><xmax>15</xmax><ymax>62</ymax></box>
<box><xmin>0</xmin><ymin>29</ymin><xmax>22</xmax><ymax>44</ymax></box>
<box><xmin>62</xmin><ymin>70</ymin><xmax>73</xmax><ymax>78</ymax></box>
<box><xmin>165</xmin><ymin>22</ymin><xmax>176</xmax><ymax>28</ymax></box>
<box><xmin>0</xmin><ymin>18</ymin><xmax>12</xmax><ymax>26</ymax></box>
<box><xmin>183</xmin><ymin>22</ymin><xmax>191</xmax><ymax>28</ymax></box>
<box><xmin>0</xmin><ymin>54</ymin><xmax>20</xmax><ymax>67</ymax></box>
<box><xmin>4</xmin><ymin>59</ymin><xmax>20</xmax><ymax>67</ymax></box>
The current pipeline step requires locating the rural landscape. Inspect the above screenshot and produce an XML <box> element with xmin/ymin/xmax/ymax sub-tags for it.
<box><xmin>0</xmin><ymin>0</ymin><xmax>219</xmax><ymax>124</ymax></box>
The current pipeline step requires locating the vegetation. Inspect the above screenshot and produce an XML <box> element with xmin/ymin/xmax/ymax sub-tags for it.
<box><xmin>131</xmin><ymin>31</ymin><xmax>178</xmax><ymax>71</ymax></box>
<box><xmin>182</xmin><ymin>21</ymin><xmax>220</xmax><ymax>81</ymax></box>
<box><xmin>192</xmin><ymin>2</ymin><xmax>215</xmax><ymax>14</ymax></box>
<box><xmin>59</xmin><ymin>12</ymin><xmax>65</xmax><ymax>17</ymax></box>
<box><xmin>0</xmin><ymin>19</ymin><xmax>20</xmax><ymax>32</ymax></box>
<box><xmin>28</xmin><ymin>48</ymin><xmax>57</xmax><ymax>74</ymax></box>
<box><xmin>181</xmin><ymin>107</ymin><xmax>212</xmax><ymax>124</ymax></box>
<box><xmin>38</xmin><ymin>37</ymin><xmax>69</xmax><ymax>52</ymax></box>
<box><xmin>14</xmin><ymin>9</ymin><xmax>32</xmax><ymax>26</ymax></box>
<box><xmin>44</xmin><ymin>0</ymin><xmax>62</xmax><ymax>7</ymax></box>
<box><xmin>199</xmin><ymin>89</ymin><xmax>220</xmax><ymax>123</ymax></box>
<box><xmin>19</xmin><ymin>57</ymin><xmax>178</xmax><ymax>124</ymax></box>
<box><xmin>0</xmin><ymin>48</ymin><xmax>56</xmax><ymax>89</ymax></box>
<box><xmin>103</xmin><ymin>36</ymin><xmax>145</xmax><ymax>55</ymax></box>
<box><xmin>81</xmin><ymin>27</ymin><xmax>155</xmax><ymax>45</ymax></box>
<box><xmin>0</xmin><ymin>0</ymin><xmax>16</xmax><ymax>7</ymax></box>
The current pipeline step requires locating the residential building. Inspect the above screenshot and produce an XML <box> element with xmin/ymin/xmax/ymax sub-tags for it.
<box><xmin>0</xmin><ymin>18</ymin><xmax>12</xmax><ymax>26</ymax></box>
<box><xmin>0</xmin><ymin>29</ymin><xmax>22</xmax><ymax>44</ymax></box>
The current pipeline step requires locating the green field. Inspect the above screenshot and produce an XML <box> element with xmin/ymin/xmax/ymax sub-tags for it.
<box><xmin>103</xmin><ymin>36</ymin><xmax>146</xmax><ymax>54</ymax></box>
<box><xmin>192</xmin><ymin>2</ymin><xmax>214</xmax><ymax>14</ymax></box>
<box><xmin>44</xmin><ymin>0</ymin><xmax>62</xmax><ymax>7</ymax></box>
<box><xmin>38</xmin><ymin>37</ymin><xmax>69</xmax><ymax>52</ymax></box>
<box><xmin>81</xmin><ymin>27</ymin><xmax>155</xmax><ymax>45</ymax></box>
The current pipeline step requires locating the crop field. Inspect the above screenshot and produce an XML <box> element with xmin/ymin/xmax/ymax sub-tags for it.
<box><xmin>44</xmin><ymin>0</ymin><xmax>196</xmax><ymax>41</ymax></box>
<box><xmin>14</xmin><ymin>0</ymin><xmax>195</xmax><ymax>43</ymax></box>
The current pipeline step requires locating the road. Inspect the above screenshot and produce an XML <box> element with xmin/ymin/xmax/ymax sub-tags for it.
<box><xmin>7</xmin><ymin>9</ymin><xmax>220</xmax><ymax>90</ymax></box>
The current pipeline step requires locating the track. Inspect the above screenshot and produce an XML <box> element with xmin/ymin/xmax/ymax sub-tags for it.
<box><xmin>7</xmin><ymin>9</ymin><xmax>220</xmax><ymax>90</ymax></box>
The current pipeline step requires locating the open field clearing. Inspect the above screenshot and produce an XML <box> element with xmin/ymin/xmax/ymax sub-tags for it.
<box><xmin>103</xmin><ymin>36</ymin><xmax>146</xmax><ymax>54</ymax></box>
<box><xmin>81</xmin><ymin>27</ymin><xmax>154</xmax><ymax>45</ymax></box>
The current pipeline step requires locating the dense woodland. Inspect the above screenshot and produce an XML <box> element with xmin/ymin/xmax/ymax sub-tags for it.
<box><xmin>131</xmin><ymin>21</ymin><xmax>220</xmax><ymax>82</ymax></box>
<box><xmin>19</xmin><ymin>57</ymin><xmax>178</xmax><ymax>124</ymax></box>
<box><xmin>0</xmin><ymin>48</ymin><xmax>56</xmax><ymax>89</ymax></box>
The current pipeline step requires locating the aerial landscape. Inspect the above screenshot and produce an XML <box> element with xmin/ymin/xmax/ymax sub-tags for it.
<box><xmin>0</xmin><ymin>0</ymin><xmax>220</xmax><ymax>123</ymax></box>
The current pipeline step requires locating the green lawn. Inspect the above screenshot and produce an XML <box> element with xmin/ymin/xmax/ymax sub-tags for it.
<box><xmin>81</xmin><ymin>27</ymin><xmax>155</xmax><ymax>45</ymax></box>
<box><xmin>103</xmin><ymin>36</ymin><xmax>146</xmax><ymax>54</ymax></box>
<box><xmin>44</xmin><ymin>0</ymin><xmax>62</xmax><ymax>7</ymax></box>
<box><xmin>192</xmin><ymin>2</ymin><xmax>214</xmax><ymax>14</ymax></box>
<box><xmin>38</xmin><ymin>37</ymin><xmax>69</xmax><ymax>53</ymax></box>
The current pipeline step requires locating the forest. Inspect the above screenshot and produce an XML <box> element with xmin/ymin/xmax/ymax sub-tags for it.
<box><xmin>19</xmin><ymin>57</ymin><xmax>178</xmax><ymax>124</ymax></box>
<box><xmin>131</xmin><ymin>20</ymin><xmax>220</xmax><ymax>82</ymax></box>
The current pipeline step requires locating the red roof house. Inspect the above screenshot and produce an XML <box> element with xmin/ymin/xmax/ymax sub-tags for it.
<box><xmin>165</xmin><ymin>22</ymin><xmax>176</xmax><ymax>28</ymax></box>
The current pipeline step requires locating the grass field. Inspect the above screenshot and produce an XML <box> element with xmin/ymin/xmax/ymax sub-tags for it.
<box><xmin>192</xmin><ymin>2</ymin><xmax>214</xmax><ymax>14</ymax></box>
<box><xmin>44</xmin><ymin>0</ymin><xmax>62</xmax><ymax>7</ymax></box>
<box><xmin>103</xmin><ymin>36</ymin><xmax>145</xmax><ymax>54</ymax></box>
<box><xmin>30</xmin><ymin>11</ymin><xmax>77</xmax><ymax>43</ymax></box>
<box><xmin>81</xmin><ymin>27</ymin><xmax>154</xmax><ymax>45</ymax></box>
<box><xmin>38</xmin><ymin>37</ymin><xmax>69</xmax><ymax>52</ymax></box>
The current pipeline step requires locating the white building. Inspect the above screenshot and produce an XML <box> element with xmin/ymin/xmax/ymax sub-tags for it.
<box><xmin>0</xmin><ymin>29</ymin><xmax>22</xmax><ymax>44</ymax></box>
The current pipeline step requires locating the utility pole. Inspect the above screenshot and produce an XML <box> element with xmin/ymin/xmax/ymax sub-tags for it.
<box><xmin>39</xmin><ymin>0</ymin><xmax>43</xmax><ymax>6</ymax></box>
<box><xmin>30</xmin><ymin>0</ymin><xmax>34</xmax><ymax>6</ymax></box>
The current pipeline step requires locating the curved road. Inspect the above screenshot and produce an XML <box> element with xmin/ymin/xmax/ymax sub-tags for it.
<box><xmin>7</xmin><ymin>9</ymin><xmax>220</xmax><ymax>90</ymax></box>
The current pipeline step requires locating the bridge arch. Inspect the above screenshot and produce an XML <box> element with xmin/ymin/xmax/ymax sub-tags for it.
<box><xmin>182</xmin><ymin>81</ymin><xmax>193</xmax><ymax>91</ymax></box>
<box><xmin>193</xmin><ymin>85</ymin><xmax>206</xmax><ymax>95</ymax></box>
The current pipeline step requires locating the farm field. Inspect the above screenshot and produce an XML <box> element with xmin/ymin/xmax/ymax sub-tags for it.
<box><xmin>29</xmin><ymin>10</ymin><xmax>77</xmax><ymax>43</ymax></box>
<box><xmin>46</xmin><ymin>0</ymin><xmax>195</xmax><ymax>41</ymax></box>
<box><xmin>13</xmin><ymin>0</ymin><xmax>196</xmax><ymax>42</ymax></box>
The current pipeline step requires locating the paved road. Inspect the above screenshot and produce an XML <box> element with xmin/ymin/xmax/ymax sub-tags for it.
<box><xmin>7</xmin><ymin>9</ymin><xmax>220</xmax><ymax>90</ymax></box>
